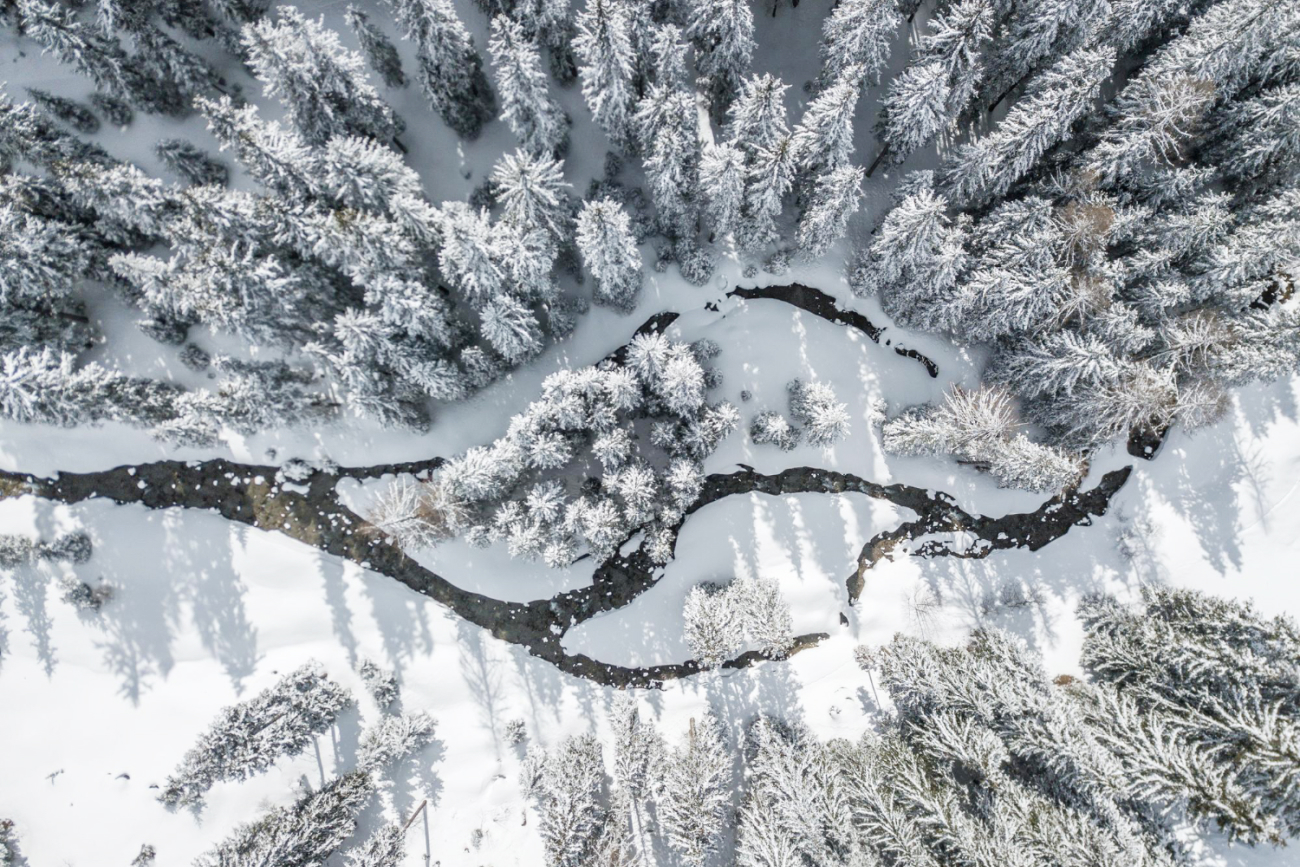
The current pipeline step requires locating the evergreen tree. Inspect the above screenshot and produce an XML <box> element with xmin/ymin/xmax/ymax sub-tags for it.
<box><xmin>344</xmin><ymin>824</ymin><xmax>406</xmax><ymax>867</ymax></box>
<box><xmin>480</xmin><ymin>293</ymin><xmax>545</xmax><ymax>364</ymax></box>
<box><xmin>882</xmin><ymin>385</ymin><xmax>1084</xmax><ymax>492</ymax></box>
<box><xmin>489</xmin><ymin>14</ymin><xmax>569</xmax><ymax>157</ymax></box>
<box><xmin>982</xmin><ymin>0</ymin><xmax>1111</xmax><ymax>112</ymax></box>
<box><xmin>0</xmin><ymin>347</ymin><xmax>178</xmax><ymax>429</ymax></box>
<box><xmin>491</xmin><ymin>149</ymin><xmax>573</xmax><ymax>239</ymax></box>
<box><xmin>699</xmin><ymin>142</ymin><xmax>746</xmax><ymax>239</ymax></box>
<box><xmin>243</xmin><ymin>6</ymin><xmax>401</xmax><ymax>147</ymax></box>
<box><xmin>523</xmin><ymin>734</ymin><xmax>609</xmax><ymax>867</ymax></box>
<box><xmin>17</xmin><ymin>0</ymin><xmax>136</xmax><ymax>100</ymax></box>
<box><xmin>24</xmin><ymin>88</ymin><xmax>98</xmax><ymax>134</ymax></box>
<box><xmin>131</xmin><ymin>22</ymin><xmax>225</xmax><ymax>115</ymax></box>
<box><xmin>686</xmin><ymin>0</ymin><xmax>755</xmax><ymax>114</ymax></box>
<box><xmin>750</xmin><ymin>409</ymin><xmax>801</xmax><ymax>451</ymax></box>
<box><xmin>356</xmin><ymin>711</ymin><xmax>436</xmax><ymax>773</ymax></box>
<box><xmin>576</xmin><ymin>198</ymin><xmax>641</xmax><ymax>311</ymax></box>
<box><xmin>154</xmin><ymin>139</ymin><xmax>229</xmax><ymax>187</ymax></box>
<box><xmin>726</xmin><ymin>72</ymin><xmax>790</xmax><ymax>159</ymax></box>
<box><xmin>738</xmin><ymin>133</ymin><xmax>796</xmax><ymax>253</ymax></box>
<box><xmin>346</xmin><ymin>5</ymin><xmax>407</xmax><ymax>89</ymax></box>
<box><xmin>573</xmin><ymin>0</ymin><xmax>637</xmax><ymax>150</ymax></box>
<box><xmin>819</xmin><ymin>0</ymin><xmax>902</xmax><ymax>87</ymax></box>
<box><xmin>787</xmin><ymin>378</ymin><xmax>850</xmax><ymax>445</ymax></box>
<box><xmin>633</xmin><ymin>58</ymin><xmax>701</xmax><ymax>237</ymax></box>
<box><xmin>942</xmin><ymin>47</ymin><xmax>1115</xmax><ymax>205</ymax></box>
<box><xmin>656</xmin><ymin>711</ymin><xmax>731</xmax><ymax>867</ymax></box>
<box><xmin>790</xmin><ymin>70</ymin><xmax>862</xmax><ymax>176</ymax></box>
<box><xmin>387</xmin><ymin>0</ymin><xmax>494</xmax><ymax>138</ymax></box>
<box><xmin>682</xmin><ymin>582</ymin><xmax>744</xmax><ymax>669</ymax></box>
<box><xmin>436</xmin><ymin>202</ymin><xmax>505</xmax><ymax>307</ymax></box>
<box><xmin>196</xmin><ymin>95</ymin><xmax>316</xmax><ymax>199</ymax></box>
<box><xmin>1079</xmin><ymin>587</ymin><xmax>1300</xmax><ymax>843</ymax></box>
<box><xmin>876</xmin><ymin>0</ymin><xmax>994</xmax><ymax>169</ymax></box>
<box><xmin>194</xmin><ymin>770</ymin><xmax>373</xmax><ymax>867</ymax></box>
<box><xmin>159</xmin><ymin>662</ymin><xmax>352</xmax><ymax>807</ymax></box>
<box><xmin>795</xmin><ymin>165</ymin><xmax>864</xmax><ymax>259</ymax></box>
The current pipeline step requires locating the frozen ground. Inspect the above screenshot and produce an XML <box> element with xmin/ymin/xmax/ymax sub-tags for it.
<box><xmin>1</xmin><ymin>1</ymin><xmax>1297</xmax><ymax>866</ymax></box>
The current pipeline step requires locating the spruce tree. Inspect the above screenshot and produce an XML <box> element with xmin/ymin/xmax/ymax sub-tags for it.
<box><xmin>154</xmin><ymin>139</ymin><xmax>228</xmax><ymax>187</ymax></box>
<box><xmin>158</xmin><ymin>662</ymin><xmax>352</xmax><ymax>807</ymax></box>
<box><xmin>24</xmin><ymin>88</ymin><xmax>98</xmax><ymax>134</ymax></box>
<box><xmin>346</xmin><ymin>5</ymin><xmax>407</xmax><ymax>89</ymax></box>
<box><xmin>699</xmin><ymin>142</ymin><xmax>746</xmax><ymax>239</ymax></box>
<box><xmin>243</xmin><ymin>6</ymin><xmax>401</xmax><ymax>147</ymax></box>
<box><xmin>491</xmin><ymin>149</ymin><xmax>573</xmax><ymax>239</ymax></box>
<box><xmin>576</xmin><ymin>198</ymin><xmax>641</xmax><ymax>311</ymax></box>
<box><xmin>387</xmin><ymin>0</ymin><xmax>494</xmax><ymax>138</ymax></box>
<box><xmin>795</xmin><ymin>165</ymin><xmax>864</xmax><ymax>259</ymax></box>
<box><xmin>818</xmin><ymin>0</ymin><xmax>902</xmax><ymax>87</ymax></box>
<box><xmin>656</xmin><ymin>711</ymin><xmax>731</xmax><ymax>867</ymax></box>
<box><xmin>685</xmin><ymin>0</ymin><xmax>755</xmax><ymax>115</ymax></box>
<box><xmin>489</xmin><ymin>14</ymin><xmax>569</xmax><ymax>157</ymax></box>
<box><xmin>790</xmin><ymin>69</ymin><xmax>862</xmax><ymax>176</ymax></box>
<box><xmin>573</xmin><ymin>0</ymin><xmax>637</xmax><ymax>150</ymax></box>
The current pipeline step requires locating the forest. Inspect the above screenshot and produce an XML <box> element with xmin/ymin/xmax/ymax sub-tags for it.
<box><xmin>0</xmin><ymin>0</ymin><xmax>1297</xmax><ymax>864</ymax></box>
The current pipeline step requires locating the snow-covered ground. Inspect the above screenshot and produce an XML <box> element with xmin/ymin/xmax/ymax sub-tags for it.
<box><xmin>1</xmin><ymin>2</ymin><xmax>1297</xmax><ymax>866</ymax></box>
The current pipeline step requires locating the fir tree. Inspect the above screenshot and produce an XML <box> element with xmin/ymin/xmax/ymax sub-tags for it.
<box><xmin>726</xmin><ymin>73</ymin><xmax>790</xmax><ymax>158</ymax></box>
<box><xmin>159</xmin><ymin>662</ymin><xmax>352</xmax><ymax>807</ymax></box>
<box><xmin>491</xmin><ymin>149</ymin><xmax>573</xmax><ymax>239</ymax></box>
<box><xmin>573</xmin><ymin>0</ymin><xmax>637</xmax><ymax>150</ymax></box>
<box><xmin>344</xmin><ymin>824</ymin><xmax>406</xmax><ymax>867</ymax></box>
<box><xmin>656</xmin><ymin>711</ymin><xmax>731</xmax><ymax>867</ymax></box>
<box><xmin>682</xmin><ymin>582</ymin><xmax>744</xmax><ymax>669</ymax></box>
<box><xmin>790</xmin><ymin>70</ymin><xmax>862</xmax><ymax>176</ymax></box>
<box><xmin>787</xmin><ymin>378</ymin><xmax>850</xmax><ymax>445</ymax></box>
<box><xmin>750</xmin><ymin>409</ymin><xmax>800</xmax><ymax>451</ymax></box>
<box><xmin>17</xmin><ymin>0</ymin><xmax>136</xmax><ymax>100</ymax></box>
<box><xmin>575</xmin><ymin>198</ymin><xmax>641</xmax><ymax>311</ymax></box>
<box><xmin>738</xmin><ymin>133</ymin><xmax>796</xmax><ymax>253</ymax></box>
<box><xmin>24</xmin><ymin>88</ymin><xmax>98</xmax><ymax>134</ymax></box>
<box><xmin>818</xmin><ymin>0</ymin><xmax>902</xmax><ymax>87</ymax></box>
<box><xmin>942</xmin><ymin>47</ymin><xmax>1115</xmax><ymax>206</ymax></box>
<box><xmin>154</xmin><ymin>139</ymin><xmax>228</xmax><ymax>187</ymax></box>
<box><xmin>346</xmin><ymin>5</ymin><xmax>407</xmax><ymax>89</ymax></box>
<box><xmin>686</xmin><ymin>0</ymin><xmax>755</xmax><ymax>114</ymax></box>
<box><xmin>795</xmin><ymin>165</ymin><xmax>864</xmax><ymax>259</ymax></box>
<box><xmin>489</xmin><ymin>14</ymin><xmax>569</xmax><ymax>157</ymax></box>
<box><xmin>243</xmin><ymin>6</ymin><xmax>401</xmax><ymax>147</ymax></box>
<box><xmin>356</xmin><ymin>711</ymin><xmax>436</xmax><ymax>773</ymax></box>
<box><xmin>196</xmin><ymin>96</ymin><xmax>315</xmax><ymax>200</ymax></box>
<box><xmin>633</xmin><ymin>60</ymin><xmax>701</xmax><ymax>237</ymax></box>
<box><xmin>699</xmin><ymin>142</ymin><xmax>746</xmax><ymax>239</ymax></box>
<box><xmin>387</xmin><ymin>0</ymin><xmax>494</xmax><ymax>138</ymax></box>
<box><xmin>1079</xmin><ymin>586</ymin><xmax>1300</xmax><ymax>843</ymax></box>
<box><xmin>525</xmin><ymin>734</ymin><xmax>609</xmax><ymax>867</ymax></box>
<box><xmin>194</xmin><ymin>771</ymin><xmax>374</xmax><ymax>867</ymax></box>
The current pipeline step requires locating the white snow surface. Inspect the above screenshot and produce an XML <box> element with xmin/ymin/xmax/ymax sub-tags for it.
<box><xmin>0</xmin><ymin>2</ymin><xmax>1297</xmax><ymax>866</ymax></box>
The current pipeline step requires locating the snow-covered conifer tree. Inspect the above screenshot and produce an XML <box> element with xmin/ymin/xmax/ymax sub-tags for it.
<box><xmin>699</xmin><ymin>142</ymin><xmax>746</xmax><ymax>239</ymax></box>
<box><xmin>787</xmin><ymin>378</ymin><xmax>850</xmax><ymax>445</ymax></box>
<box><xmin>878</xmin><ymin>0</ymin><xmax>987</xmax><ymax>166</ymax></box>
<box><xmin>1079</xmin><ymin>587</ymin><xmax>1300</xmax><ymax>843</ymax></box>
<box><xmin>737</xmin><ymin>575</ymin><xmax>794</xmax><ymax>658</ymax></box>
<box><xmin>17</xmin><ymin>0</ymin><xmax>136</xmax><ymax>101</ymax></box>
<box><xmin>387</xmin><ymin>0</ymin><xmax>494</xmax><ymax>138</ymax></box>
<box><xmin>795</xmin><ymin>165</ymin><xmax>864</xmax><ymax>258</ymax></box>
<box><xmin>750</xmin><ymin>410</ymin><xmax>800</xmax><ymax>451</ymax></box>
<box><xmin>346</xmin><ymin>5</ymin><xmax>407</xmax><ymax>89</ymax></box>
<box><xmin>726</xmin><ymin>72</ymin><xmax>790</xmax><ymax>158</ymax></box>
<box><xmin>492</xmin><ymin>150</ymin><xmax>573</xmax><ymax>239</ymax></box>
<box><xmin>686</xmin><ymin>0</ymin><xmax>755</xmax><ymax>114</ymax></box>
<box><xmin>24</xmin><ymin>88</ymin><xmax>98</xmax><ymax>134</ymax></box>
<box><xmin>159</xmin><ymin>662</ymin><xmax>352</xmax><ymax>807</ymax></box>
<box><xmin>356</xmin><ymin>711</ymin><xmax>436</xmax><ymax>773</ymax></box>
<box><xmin>154</xmin><ymin>139</ymin><xmax>228</xmax><ymax>187</ymax></box>
<box><xmin>243</xmin><ymin>6</ymin><xmax>400</xmax><ymax>147</ymax></box>
<box><xmin>790</xmin><ymin>70</ymin><xmax>861</xmax><ymax>176</ymax></box>
<box><xmin>481</xmin><ymin>294</ymin><xmax>545</xmax><ymax>364</ymax></box>
<box><xmin>656</xmin><ymin>711</ymin><xmax>731</xmax><ymax>867</ymax></box>
<box><xmin>573</xmin><ymin>0</ymin><xmax>637</xmax><ymax>150</ymax></box>
<box><xmin>942</xmin><ymin>47</ymin><xmax>1115</xmax><ymax>205</ymax></box>
<box><xmin>633</xmin><ymin>29</ymin><xmax>701</xmax><ymax>237</ymax></box>
<box><xmin>196</xmin><ymin>96</ymin><xmax>315</xmax><ymax>199</ymax></box>
<box><xmin>819</xmin><ymin>0</ymin><xmax>902</xmax><ymax>87</ymax></box>
<box><xmin>526</xmin><ymin>734</ymin><xmax>608</xmax><ymax>867</ymax></box>
<box><xmin>345</xmin><ymin>824</ymin><xmax>406</xmax><ymax>867</ymax></box>
<box><xmin>490</xmin><ymin>14</ymin><xmax>570</xmax><ymax>157</ymax></box>
<box><xmin>194</xmin><ymin>770</ymin><xmax>373</xmax><ymax>867</ymax></box>
<box><xmin>0</xmin><ymin>347</ymin><xmax>178</xmax><ymax>429</ymax></box>
<box><xmin>683</xmin><ymin>582</ymin><xmax>744</xmax><ymax>669</ymax></box>
<box><xmin>576</xmin><ymin>198</ymin><xmax>641</xmax><ymax>311</ymax></box>
<box><xmin>738</xmin><ymin>134</ymin><xmax>796</xmax><ymax>252</ymax></box>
